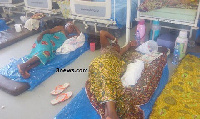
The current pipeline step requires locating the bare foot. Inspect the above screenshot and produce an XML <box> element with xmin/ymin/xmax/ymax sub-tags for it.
<box><xmin>105</xmin><ymin>104</ymin><xmax>108</xmax><ymax>118</ymax></box>
<box><xmin>106</xmin><ymin>116</ymin><xmax>112</xmax><ymax>119</ymax></box>
<box><xmin>105</xmin><ymin>101</ymin><xmax>119</xmax><ymax>119</ymax></box>
<box><xmin>17</xmin><ymin>64</ymin><xmax>30</xmax><ymax>79</ymax></box>
<box><xmin>107</xmin><ymin>111</ymin><xmax>119</xmax><ymax>119</ymax></box>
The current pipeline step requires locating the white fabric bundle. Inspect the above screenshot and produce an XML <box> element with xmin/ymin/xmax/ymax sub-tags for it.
<box><xmin>24</xmin><ymin>18</ymin><xmax>40</xmax><ymax>31</ymax></box>
<box><xmin>56</xmin><ymin>32</ymin><xmax>85</xmax><ymax>54</ymax></box>
<box><xmin>121</xmin><ymin>59</ymin><xmax>144</xmax><ymax>87</ymax></box>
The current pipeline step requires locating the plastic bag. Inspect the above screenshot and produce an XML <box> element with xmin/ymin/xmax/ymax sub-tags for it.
<box><xmin>136</xmin><ymin>40</ymin><xmax>158</xmax><ymax>54</ymax></box>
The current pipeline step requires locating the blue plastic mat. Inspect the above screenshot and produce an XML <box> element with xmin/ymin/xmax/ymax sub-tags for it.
<box><xmin>188</xmin><ymin>52</ymin><xmax>200</xmax><ymax>58</ymax></box>
<box><xmin>0</xmin><ymin>19</ymin><xmax>9</xmax><ymax>31</ymax></box>
<box><xmin>55</xmin><ymin>88</ymin><xmax>101</xmax><ymax>119</ymax></box>
<box><xmin>0</xmin><ymin>39</ymin><xmax>89</xmax><ymax>90</ymax></box>
<box><xmin>55</xmin><ymin>64</ymin><xmax>169</xmax><ymax>119</ymax></box>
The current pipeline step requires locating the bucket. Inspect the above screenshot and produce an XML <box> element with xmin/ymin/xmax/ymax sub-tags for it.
<box><xmin>90</xmin><ymin>43</ymin><xmax>95</xmax><ymax>52</ymax></box>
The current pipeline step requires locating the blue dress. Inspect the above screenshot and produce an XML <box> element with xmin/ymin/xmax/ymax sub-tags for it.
<box><xmin>26</xmin><ymin>32</ymin><xmax>67</xmax><ymax>65</ymax></box>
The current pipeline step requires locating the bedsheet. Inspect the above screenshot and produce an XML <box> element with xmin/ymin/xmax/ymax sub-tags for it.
<box><xmin>89</xmin><ymin>0</ymin><xmax>138</xmax><ymax>28</ymax></box>
<box><xmin>150</xmin><ymin>54</ymin><xmax>200</xmax><ymax>118</ymax></box>
<box><xmin>140</xmin><ymin>7</ymin><xmax>197</xmax><ymax>23</ymax></box>
<box><xmin>0</xmin><ymin>38</ymin><xmax>89</xmax><ymax>90</ymax></box>
<box><xmin>139</xmin><ymin>0</ymin><xmax>198</xmax><ymax>12</ymax></box>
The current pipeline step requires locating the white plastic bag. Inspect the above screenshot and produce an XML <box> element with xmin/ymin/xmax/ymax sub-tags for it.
<box><xmin>136</xmin><ymin>40</ymin><xmax>158</xmax><ymax>54</ymax></box>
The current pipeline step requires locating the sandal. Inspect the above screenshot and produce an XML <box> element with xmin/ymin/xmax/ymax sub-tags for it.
<box><xmin>51</xmin><ymin>92</ymin><xmax>72</xmax><ymax>105</ymax></box>
<box><xmin>50</xmin><ymin>83</ymin><xmax>70</xmax><ymax>95</ymax></box>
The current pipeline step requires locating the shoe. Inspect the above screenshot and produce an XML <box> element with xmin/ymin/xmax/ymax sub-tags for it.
<box><xmin>51</xmin><ymin>92</ymin><xmax>72</xmax><ymax>105</ymax></box>
<box><xmin>50</xmin><ymin>83</ymin><xmax>70</xmax><ymax>95</ymax></box>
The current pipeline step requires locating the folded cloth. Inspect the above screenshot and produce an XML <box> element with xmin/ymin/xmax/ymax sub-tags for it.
<box><xmin>24</xmin><ymin>18</ymin><xmax>40</xmax><ymax>31</ymax></box>
<box><xmin>56</xmin><ymin>32</ymin><xmax>85</xmax><ymax>54</ymax></box>
<box><xmin>121</xmin><ymin>59</ymin><xmax>144</xmax><ymax>87</ymax></box>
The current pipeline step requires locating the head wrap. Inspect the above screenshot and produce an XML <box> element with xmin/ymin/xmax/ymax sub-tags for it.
<box><xmin>65</xmin><ymin>22</ymin><xmax>72</xmax><ymax>29</ymax></box>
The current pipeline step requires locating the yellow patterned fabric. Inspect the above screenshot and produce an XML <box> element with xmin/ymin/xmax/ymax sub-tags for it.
<box><xmin>86</xmin><ymin>47</ymin><xmax>144</xmax><ymax>119</ymax></box>
<box><xmin>88</xmin><ymin>47</ymin><xmax>125</xmax><ymax>103</ymax></box>
<box><xmin>150</xmin><ymin>54</ymin><xmax>200</xmax><ymax>119</ymax></box>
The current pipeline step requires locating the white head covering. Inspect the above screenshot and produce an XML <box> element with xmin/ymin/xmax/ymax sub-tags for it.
<box><xmin>65</xmin><ymin>22</ymin><xmax>72</xmax><ymax>29</ymax></box>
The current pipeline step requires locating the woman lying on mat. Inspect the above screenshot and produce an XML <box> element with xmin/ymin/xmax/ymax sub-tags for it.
<box><xmin>17</xmin><ymin>21</ymin><xmax>80</xmax><ymax>79</ymax></box>
<box><xmin>85</xmin><ymin>30</ymin><xmax>144</xmax><ymax>119</ymax></box>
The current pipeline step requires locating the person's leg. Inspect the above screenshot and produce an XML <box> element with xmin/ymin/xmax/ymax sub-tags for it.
<box><xmin>100</xmin><ymin>30</ymin><xmax>116</xmax><ymax>48</ymax></box>
<box><xmin>105</xmin><ymin>101</ymin><xmax>119</xmax><ymax>119</ymax></box>
<box><xmin>18</xmin><ymin>56</ymin><xmax>40</xmax><ymax>79</ymax></box>
<box><xmin>26</xmin><ymin>60</ymin><xmax>41</xmax><ymax>72</ymax></box>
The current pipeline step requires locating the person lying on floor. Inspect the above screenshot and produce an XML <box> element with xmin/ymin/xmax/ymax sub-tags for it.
<box><xmin>85</xmin><ymin>30</ymin><xmax>144</xmax><ymax>119</ymax></box>
<box><xmin>17</xmin><ymin>21</ymin><xmax>80</xmax><ymax>79</ymax></box>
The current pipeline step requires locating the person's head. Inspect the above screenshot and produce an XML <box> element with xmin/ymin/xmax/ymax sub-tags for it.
<box><xmin>65</xmin><ymin>22</ymin><xmax>74</xmax><ymax>34</ymax></box>
<box><xmin>111</xmin><ymin>43</ymin><xmax>120</xmax><ymax>53</ymax></box>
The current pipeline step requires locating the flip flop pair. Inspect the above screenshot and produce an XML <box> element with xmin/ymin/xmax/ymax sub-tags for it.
<box><xmin>50</xmin><ymin>83</ymin><xmax>72</xmax><ymax>105</ymax></box>
<box><xmin>51</xmin><ymin>92</ymin><xmax>72</xmax><ymax>105</ymax></box>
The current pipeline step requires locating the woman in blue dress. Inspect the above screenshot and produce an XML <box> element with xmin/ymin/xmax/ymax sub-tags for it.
<box><xmin>17</xmin><ymin>22</ymin><xmax>80</xmax><ymax>79</ymax></box>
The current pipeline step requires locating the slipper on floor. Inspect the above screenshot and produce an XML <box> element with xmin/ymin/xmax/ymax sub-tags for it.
<box><xmin>51</xmin><ymin>83</ymin><xmax>70</xmax><ymax>95</ymax></box>
<box><xmin>51</xmin><ymin>92</ymin><xmax>73</xmax><ymax>105</ymax></box>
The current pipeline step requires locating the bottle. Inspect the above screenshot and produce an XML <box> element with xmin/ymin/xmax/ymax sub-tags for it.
<box><xmin>135</xmin><ymin>30</ymin><xmax>140</xmax><ymax>45</ymax></box>
<box><xmin>150</xmin><ymin>20</ymin><xmax>160</xmax><ymax>41</ymax></box>
<box><xmin>172</xmin><ymin>44</ymin><xmax>180</xmax><ymax>65</ymax></box>
<box><xmin>136</xmin><ymin>19</ymin><xmax>146</xmax><ymax>39</ymax></box>
<box><xmin>175</xmin><ymin>30</ymin><xmax>188</xmax><ymax>60</ymax></box>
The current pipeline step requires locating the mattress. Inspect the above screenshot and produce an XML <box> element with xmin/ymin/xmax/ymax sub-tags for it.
<box><xmin>55</xmin><ymin>65</ymin><xmax>169</xmax><ymax>119</ymax></box>
<box><xmin>55</xmin><ymin>47</ymin><xmax>169</xmax><ymax>119</ymax></box>
<box><xmin>140</xmin><ymin>7</ymin><xmax>197</xmax><ymax>23</ymax></box>
<box><xmin>0</xmin><ymin>39</ymin><xmax>89</xmax><ymax>95</ymax></box>
<box><xmin>0</xmin><ymin>75</ymin><xmax>30</xmax><ymax>96</ymax></box>
<box><xmin>0</xmin><ymin>27</ymin><xmax>39</xmax><ymax>49</ymax></box>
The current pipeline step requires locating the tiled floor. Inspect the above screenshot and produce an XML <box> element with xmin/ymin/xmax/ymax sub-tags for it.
<box><xmin>0</xmin><ymin>15</ymin><xmax>200</xmax><ymax>119</ymax></box>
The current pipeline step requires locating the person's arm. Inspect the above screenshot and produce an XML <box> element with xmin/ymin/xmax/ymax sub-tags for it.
<box><xmin>73</xmin><ymin>25</ymin><xmax>80</xmax><ymax>36</ymax></box>
<box><xmin>100</xmin><ymin>30</ymin><xmax>116</xmax><ymax>48</ymax></box>
<box><xmin>120</xmin><ymin>40</ymin><xmax>137</xmax><ymax>56</ymax></box>
<box><xmin>37</xmin><ymin>26</ymin><xmax>64</xmax><ymax>43</ymax></box>
<box><xmin>66</xmin><ymin>25</ymin><xmax>81</xmax><ymax>39</ymax></box>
